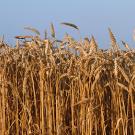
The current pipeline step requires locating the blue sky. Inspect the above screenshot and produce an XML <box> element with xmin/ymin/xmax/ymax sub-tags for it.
<box><xmin>0</xmin><ymin>0</ymin><xmax>135</xmax><ymax>48</ymax></box>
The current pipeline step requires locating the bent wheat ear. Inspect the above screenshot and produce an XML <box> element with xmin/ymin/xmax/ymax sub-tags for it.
<box><xmin>61</xmin><ymin>22</ymin><xmax>79</xmax><ymax>30</ymax></box>
<box><xmin>24</xmin><ymin>27</ymin><xmax>40</xmax><ymax>35</ymax></box>
<box><xmin>50</xmin><ymin>23</ymin><xmax>55</xmax><ymax>38</ymax></box>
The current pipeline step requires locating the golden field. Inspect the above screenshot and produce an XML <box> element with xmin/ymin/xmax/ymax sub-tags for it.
<box><xmin>0</xmin><ymin>25</ymin><xmax>135</xmax><ymax>135</ymax></box>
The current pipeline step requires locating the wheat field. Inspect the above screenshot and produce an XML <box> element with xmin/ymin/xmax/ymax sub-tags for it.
<box><xmin>0</xmin><ymin>25</ymin><xmax>135</xmax><ymax>135</ymax></box>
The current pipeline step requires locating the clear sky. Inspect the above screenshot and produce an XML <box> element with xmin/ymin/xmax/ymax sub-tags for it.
<box><xmin>0</xmin><ymin>0</ymin><xmax>135</xmax><ymax>48</ymax></box>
